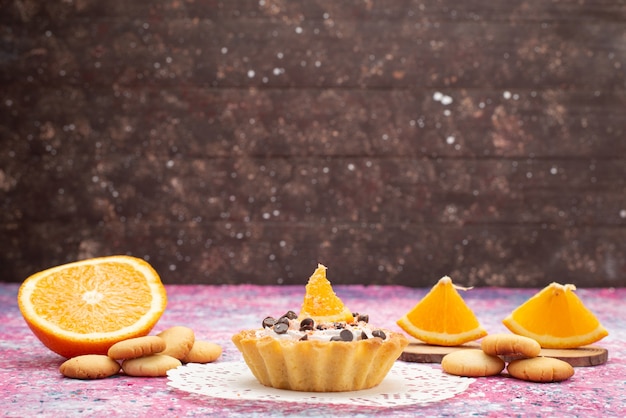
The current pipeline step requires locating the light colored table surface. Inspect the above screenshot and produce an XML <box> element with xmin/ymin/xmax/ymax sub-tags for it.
<box><xmin>1</xmin><ymin>284</ymin><xmax>624</xmax><ymax>417</ymax></box>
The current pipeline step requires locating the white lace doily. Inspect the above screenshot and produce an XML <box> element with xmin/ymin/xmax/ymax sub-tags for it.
<box><xmin>167</xmin><ymin>361</ymin><xmax>474</xmax><ymax>407</ymax></box>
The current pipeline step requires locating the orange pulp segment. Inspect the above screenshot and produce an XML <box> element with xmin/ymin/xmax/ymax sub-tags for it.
<box><xmin>299</xmin><ymin>264</ymin><xmax>354</xmax><ymax>323</ymax></box>
<box><xmin>17</xmin><ymin>255</ymin><xmax>167</xmax><ymax>358</ymax></box>
<box><xmin>397</xmin><ymin>276</ymin><xmax>487</xmax><ymax>346</ymax></box>
<box><xmin>502</xmin><ymin>282</ymin><xmax>608</xmax><ymax>348</ymax></box>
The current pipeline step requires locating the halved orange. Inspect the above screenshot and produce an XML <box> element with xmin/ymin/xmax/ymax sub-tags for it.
<box><xmin>299</xmin><ymin>264</ymin><xmax>354</xmax><ymax>323</ymax></box>
<box><xmin>397</xmin><ymin>276</ymin><xmax>487</xmax><ymax>346</ymax></box>
<box><xmin>17</xmin><ymin>255</ymin><xmax>167</xmax><ymax>358</ymax></box>
<box><xmin>502</xmin><ymin>282</ymin><xmax>608</xmax><ymax>348</ymax></box>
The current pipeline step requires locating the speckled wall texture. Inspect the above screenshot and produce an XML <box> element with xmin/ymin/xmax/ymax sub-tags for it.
<box><xmin>1</xmin><ymin>1</ymin><xmax>625</xmax><ymax>287</ymax></box>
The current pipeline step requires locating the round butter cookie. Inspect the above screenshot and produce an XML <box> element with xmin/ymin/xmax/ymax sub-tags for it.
<box><xmin>60</xmin><ymin>354</ymin><xmax>121</xmax><ymax>379</ymax></box>
<box><xmin>182</xmin><ymin>341</ymin><xmax>222</xmax><ymax>363</ymax></box>
<box><xmin>122</xmin><ymin>354</ymin><xmax>182</xmax><ymax>377</ymax></box>
<box><xmin>157</xmin><ymin>326</ymin><xmax>195</xmax><ymax>360</ymax></box>
<box><xmin>441</xmin><ymin>349</ymin><xmax>505</xmax><ymax>377</ymax></box>
<box><xmin>108</xmin><ymin>335</ymin><xmax>166</xmax><ymax>360</ymax></box>
<box><xmin>481</xmin><ymin>333</ymin><xmax>541</xmax><ymax>358</ymax></box>
<box><xmin>507</xmin><ymin>357</ymin><xmax>574</xmax><ymax>382</ymax></box>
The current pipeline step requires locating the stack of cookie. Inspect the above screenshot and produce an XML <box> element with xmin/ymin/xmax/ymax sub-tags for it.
<box><xmin>59</xmin><ymin>326</ymin><xmax>222</xmax><ymax>379</ymax></box>
<box><xmin>441</xmin><ymin>333</ymin><xmax>575</xmax><ymax>383</ymax></box>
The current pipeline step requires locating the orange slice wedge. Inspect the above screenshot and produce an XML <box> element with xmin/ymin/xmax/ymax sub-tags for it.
<box><xmin>17</xmin><ymin>255</ymin><xmax>168</xmax><ymax>358</ymax></box>
<box><xmin>299</xmin><ymin>264</ymin><xmax>354</xmax><ymax>323</ymax></box>
<box><xmin>502</xmin><ymin>282</ymin><xmax>608</xmax><ymax>348</ymax></box>
<box><xmin>397</xmin><ymin>276</ymin><xmax>487</xmax><ymax>346</ymax></box>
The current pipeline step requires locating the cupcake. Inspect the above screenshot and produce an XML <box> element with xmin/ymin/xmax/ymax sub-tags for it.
<box><xmin>231</xmin><ymin>264</ymin><xmax>408</xmax><ymax>392</ymax></box>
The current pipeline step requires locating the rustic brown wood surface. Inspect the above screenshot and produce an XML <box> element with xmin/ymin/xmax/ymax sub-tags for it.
<box><xmin>400</xmin><ymin>341</ymin><xmax>609</xmax><ymax>367</ymax></box>
<box><xmin>1</xmin><ymin>1</ymin><xmax>625</xmax><ymax>286</ymax></box>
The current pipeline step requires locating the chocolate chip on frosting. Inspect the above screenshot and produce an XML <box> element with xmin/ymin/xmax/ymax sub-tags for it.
<box><xmin>273</xmin><ymin>322</ymin><xmax>289</xmax><ymax>334</ymax></box>
<box><xmin>262</xmin><ymin>316</ymin><xmax>276</xmax><ymax>328</ymax></box>
<box><xmin>372</xmin><ymin>329</ymin><xmax>386</xmax><ymax>339</ymax></box>
<box><xmin>299</xmin><ymin>317</ymin><xmax>314</xmax><ymax>331</ymax></box>
<box><xmin>283</xmin><ymin>311</ymin><xmax>298</xmax><ymax>320</ymax></box>
<box><xmin>276</xmin><ymin>316</ymin><xmax>290</xmax><ymax>326</ymax></box>
<box><xmin>339</xmin><ymin>329</ymin><xmax>354</xmax><ymax>342</ymax></box>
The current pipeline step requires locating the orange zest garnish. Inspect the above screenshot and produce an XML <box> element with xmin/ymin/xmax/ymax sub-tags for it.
<box><xmin>502</xmin><ymin>282</ymin><xmax>608</xmax><ymax>348</ymax></box>
<box><xmin>397</xmin><ymin>276</ymin><xmax>487</xmax><ymax>346</ymax></box>
<box><xmin>17</xmin><ymin>255</ymin><xmax>167</xmax><ymax>358</ymax></box>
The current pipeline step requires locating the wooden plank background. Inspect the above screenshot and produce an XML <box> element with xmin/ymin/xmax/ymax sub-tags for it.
<box><xmin>1</xmin><ymin>0</ymin><xmax>625</xmax><ymax>287</ymax></box>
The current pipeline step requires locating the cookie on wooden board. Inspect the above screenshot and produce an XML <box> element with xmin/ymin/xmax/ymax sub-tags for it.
<box><xmin>481</xmin><ymin>333</ymin><xmax>541</xmax><ymax>358</ymax></box>
<box><xmin>441</xmin><ymin>349</ymin><xmax>505</xmax><ymax>377</ymax></box>
<box><xmin>507</xmin><ymin>357</ymin><xmax>575</xmax><ymax>382</ymax></box>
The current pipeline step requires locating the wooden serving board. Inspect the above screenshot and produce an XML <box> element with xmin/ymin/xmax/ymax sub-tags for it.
<box><xmin>400</xmin><ymin>341</ymin><xmax>608</xmax><ymax>367</ymax></box>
